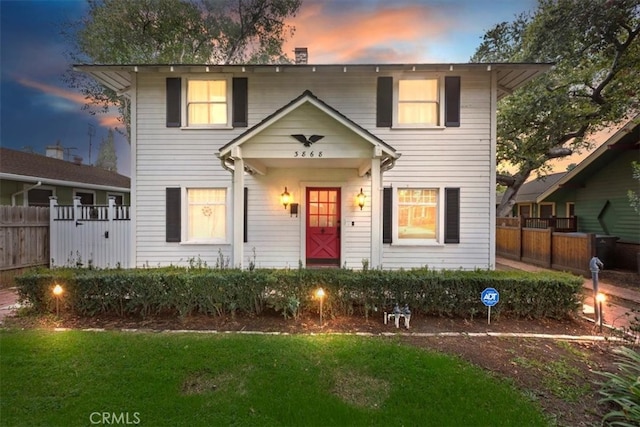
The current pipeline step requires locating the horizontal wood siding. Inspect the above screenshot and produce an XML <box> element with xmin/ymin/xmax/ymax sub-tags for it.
<box><xmin>135</xmin><ymin>70</ymin><xmax>494</xmax><ymax>269</ymax></box>
<box><xmin>575</xmin><ymin>152</ymin><xmax>639</xmax><ymax>244</ymax></box>
<box><xmin>380</xmin><ymin>72</ymin><xmax>493</xmax><ymax>269</ymax></box>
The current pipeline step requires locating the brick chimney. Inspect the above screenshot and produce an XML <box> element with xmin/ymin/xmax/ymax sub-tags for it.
<box><xmin>294</xmin><ymin>47</ymin><xmax>308</xmax><ymax>65</ymax></box>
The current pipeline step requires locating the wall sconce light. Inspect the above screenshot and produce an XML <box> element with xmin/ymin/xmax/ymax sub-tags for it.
<box><xmin>281</xmin><ymin>187</ymin><xmax>291</xmax><ymax>209</ymax></box>
<box><xmin>356</xmin><ymin>188</ymin><xmax>366</xmax><ymax>210</ymax></box>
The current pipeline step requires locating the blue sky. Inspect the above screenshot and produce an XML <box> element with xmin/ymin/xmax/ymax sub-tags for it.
<box><xmin>0</xmin><ymin>0</ymin><xmax>537</xmax><ymax>177</ymax></box>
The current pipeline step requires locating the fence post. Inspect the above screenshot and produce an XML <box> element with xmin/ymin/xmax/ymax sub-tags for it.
<box><xmin>49</xmin><ymin>197</ymin><xmax>57</xmax><ymax>266</ymax></box>
<box><xmin>547</xmin><ymin>227</ymin><xmax>554</xmax><ymax>269</ymax></box>
<box><xmin>518</xmin><ymin>216</ymin><xmax>524</xmax><ymax>260</ymax></box>
<box><xmin>73</xmin><ymin>197</ymin><xmax>81</xmax><ymax>222</ymax></box>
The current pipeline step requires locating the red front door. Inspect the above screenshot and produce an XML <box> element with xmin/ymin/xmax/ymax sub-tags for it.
<box><xmin>306</xmin><ymin>188</ymin><xmax>341</xmax><ymax>266</ymax></box>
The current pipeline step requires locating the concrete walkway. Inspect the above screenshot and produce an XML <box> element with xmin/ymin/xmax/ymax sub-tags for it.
<box><xmin>496</xmin><ymin>256</ymin><xmax>640</xmax><ymax>333</ymax></box>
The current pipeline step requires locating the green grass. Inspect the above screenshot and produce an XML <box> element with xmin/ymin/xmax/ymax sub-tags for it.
<box><xmin>1</xmin><ymin>330</ymin><xmax>548</xmax><ymax>426</ymax></box>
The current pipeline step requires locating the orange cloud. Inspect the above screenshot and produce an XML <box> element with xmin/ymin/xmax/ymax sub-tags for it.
<box><xmin>17</xmin><ymin>77</ymin><xmax>86</xmax><ymax>104</ymax></box>
<box><xmin>284</xmin><ymin>3</ymin><xmax>452</xmax><ymax>63</ymax></box>
<box><xmin>17</xmin><ymin>77</ymin><xmax>121</xmax><ymax>128</ymax></box>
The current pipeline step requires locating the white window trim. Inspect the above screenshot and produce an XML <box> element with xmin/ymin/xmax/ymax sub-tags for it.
<box><xmin>393</xmin><ymin>74</ymin><xmax>445</xmax><ymax>130</ymax></box>
<box><xmin>24</xmin><ymin>184</ymin><xmax>55</xmax><ymax>207</ymax></box>
<box><xmin>180</xmin><ymin>186</ymin><xmax>231</xmax><ymax>245</ymax></box>
<box><xmin>74</xmin><ymin>189</ymin><xmax>96</xmax><ymax>205</ymax></box>
<box><xmin>566</xmin><ymin>202</ymin><xmax>575</xmax><ymax>217</ymax></box>
<box><xmin>391</xmin><ymin>186</ymin><xmax>444</xmax><ymax>246</ymax></box>
<box><xmin>181</xmin><ymin>74</ymin><xmax>233</xmax><ymax>129</ymax></box>
<box><xmin>538</xmin><ymin>202</ymin><xmax>556</xmax><ymax>217</ymax></box>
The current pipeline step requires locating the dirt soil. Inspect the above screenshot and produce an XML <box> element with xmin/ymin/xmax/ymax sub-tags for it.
<box><xmin>4</xmin><ymin>308</ymin><xmax>637</xmax><ymax>427</ymax></box>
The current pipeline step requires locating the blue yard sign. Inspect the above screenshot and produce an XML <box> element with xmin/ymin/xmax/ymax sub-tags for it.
<box><xmin>481</xmin><ymin>288</ymin><xmax>500</xmax><ymax>307</ymax></box>
<box><xmin>481</xmin><ymin>287</ymin><xmax>499</xmax><ymax>325</ymax></box>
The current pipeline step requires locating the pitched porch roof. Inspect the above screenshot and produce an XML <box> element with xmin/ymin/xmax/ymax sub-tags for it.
<box><xmin>218</xmin><ymin>90</ymin><xmax>400</xmax><ymax>176</ymax></box>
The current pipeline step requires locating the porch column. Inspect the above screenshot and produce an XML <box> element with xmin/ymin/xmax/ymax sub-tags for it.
<box><xmin>370</xmin><ymin>157</ymin><xmax>382</xmax><ymax>268</ymax></box>
<box><xmin>233</xmin><ymin>157</ymin><xmax>245</xmax><ymax>268</ymax></box>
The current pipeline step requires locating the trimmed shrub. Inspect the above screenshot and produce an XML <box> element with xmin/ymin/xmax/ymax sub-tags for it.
<box><xmin>15</xmin><ymin>267</ymin><xmax>583</xmax><ymax>320</ymax></box>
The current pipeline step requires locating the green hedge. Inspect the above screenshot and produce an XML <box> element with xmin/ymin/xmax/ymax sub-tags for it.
<box><xmin>15</xmin><ymin>267</ymin><xmax>584</xmax><ymax>320</ymax></box>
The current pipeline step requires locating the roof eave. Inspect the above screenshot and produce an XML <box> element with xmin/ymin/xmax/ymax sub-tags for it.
<box><xmin>74</xmin><ymin>62</ymin><xmax>552</xmax><ymax>98</ymax></box>
<box><xmin>536</xmin><ymin>115</ymin><xmax>640</xmax><ymax>202</ymax></box>
<box><xmin>0</xmin><ymin>172</ymin><xmax>130</xmax><ymax>193</ymax></box>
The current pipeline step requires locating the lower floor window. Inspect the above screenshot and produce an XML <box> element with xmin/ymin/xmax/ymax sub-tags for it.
<box><xmin>397</xmin><ymin>188</ymin><xmax>438</xmax><ymax>241</ymax></box>
<box><xmin>28</xmin><ymin>188</ymin><xmax>53</xmax><ymax>206</ymax></box>
<box><xmin>187</xmin><ymin>188</ymin><xmax>226</xmax><ymax>242</ymax></box>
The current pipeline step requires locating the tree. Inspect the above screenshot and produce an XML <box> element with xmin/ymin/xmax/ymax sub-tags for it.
<box><xmin>95</xmin><ymin>129</ymin><xmax>118</xmax><ymax>172</ymax></box>
<box><xmin>64</xmin><ymin>0</ymin><xmax>301</xmax><ymax>141</ymax></box>
<box><xmin>472</xmin><ymin>0</ymin><xmax>640</xmax><ymax>217</ymax></box>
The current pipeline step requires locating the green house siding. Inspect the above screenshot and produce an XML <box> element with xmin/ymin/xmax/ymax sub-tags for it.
<box><xmin>572</xmin><ymin>152</ymin><xmax>639</xmax><ymax>243</ymax></box>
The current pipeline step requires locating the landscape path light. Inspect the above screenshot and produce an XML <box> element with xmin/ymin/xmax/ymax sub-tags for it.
<box><xmin>53</xmin><ymin>284</ymin><xmax>63</xmax><ymax>317</ymax></box>
<box><xmin>315</xmin><ymin>288</ymin><xmax>325</xmax><ymax>327</ymax></box>
<box><xmin>596</xmin><ymin>292</ymin><xmax>606</xmax><ymax>333</ymax></box>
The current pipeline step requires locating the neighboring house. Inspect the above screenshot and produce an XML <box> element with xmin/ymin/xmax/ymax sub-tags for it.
<box><xmin>511</xmin><ymin>172</ymin><xmax>567</xmax><ymax>218</ymax></box>
<box><xmin>537</xmin><ymin>116</ymin><xmax>640</xmax><ymax>270</ymax></box>
<box><xmin>0</xmin><ymin>147</ymin><xmax>130</xmax><ymax>206</ymax></box>
<box><xmin>76</xmin><ymin>58</ymin><xmax>548</xmax><ymax>270</ymax></box>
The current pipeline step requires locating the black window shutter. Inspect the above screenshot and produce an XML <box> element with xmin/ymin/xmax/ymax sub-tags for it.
<box><xmin>166</xmin><ymin>188</ymin><xmax>181</xmax><ymax>242</ymax></box>
<box><xmin>166</xmin><ymin>78</ymin><xmax>181</xmax><ymax>128</ymax></box>
<box><xmin>444</xmin><ymin>76</ymin><xmax>461</xmax><ymax>127</ymax></box>
<box><xmin>243</xmin><ymin>187</ymin><xmax>248</xmax><ymax>243</ymax></box>
<box><xmin>376</xmin><ymin>77</ymin><xmax>393</xmax><ymax>127</ymax></box>
<box><xmin>232</xmin><ymin>77</ymin><xmax>248</xmax><ymax>127</ymax></box>
<box><xmin>382</xmin><ymin>187</ymin><xmax>393</xmax><ymax>243</ymax></box>
<box><xmin>444</xmin><ymin>187</ymin><xmax>460</xmax><ymax>243</ymax></box>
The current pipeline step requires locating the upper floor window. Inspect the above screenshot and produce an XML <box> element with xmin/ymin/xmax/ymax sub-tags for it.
<box><xmin>398</xmin><ymin>79</ymin><xmax>439</xmax><ymax>126</ymax></box>
<box><xmin>187</xmin><ymin>79</ymin><xmax>229</xmax><ymax>126</ymax></box>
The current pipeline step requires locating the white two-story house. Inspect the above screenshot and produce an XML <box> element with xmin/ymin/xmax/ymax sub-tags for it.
<box><xmin>76</xmin><ymin>58</ymin><xmax>548</xmax><ymax>270</ymax></box>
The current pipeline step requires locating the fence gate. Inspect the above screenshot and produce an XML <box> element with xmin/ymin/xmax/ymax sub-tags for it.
<box><xmin>50</xmin><ymin>197</ymin><xmax>130</xmax><ymax>268</ymax></box>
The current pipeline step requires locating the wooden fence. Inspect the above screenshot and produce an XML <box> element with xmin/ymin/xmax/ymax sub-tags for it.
<box><xmin>0</xmin><ymin>206</ymin><xmax>50</xmax><ymax>287</ymax></box>
<box><xmin>496</xmin><ymin>217</ymin><xmax>595</xmax><ymax>276</ymax></box>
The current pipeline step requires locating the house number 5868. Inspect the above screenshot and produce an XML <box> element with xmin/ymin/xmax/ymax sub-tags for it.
<box><xmin>294</xmin><ymin>151</ymin><xmax>322</xmax><ymax>158</ymax></box>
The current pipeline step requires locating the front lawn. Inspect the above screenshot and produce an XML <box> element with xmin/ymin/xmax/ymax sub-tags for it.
<box><xmin>1</xmin><ymin>330</ymin><xmax>548</xmax><ymax>426</ymax></box>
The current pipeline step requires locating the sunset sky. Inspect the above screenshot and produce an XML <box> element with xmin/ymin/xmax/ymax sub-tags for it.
<box><xmin>0</xmin><ymin>0</ymin><xmax>559</xmax><ymax>177</ymax></box>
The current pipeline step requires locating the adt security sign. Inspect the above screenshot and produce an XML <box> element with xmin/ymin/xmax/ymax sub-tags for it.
<box><xmin>481</xmin><ymin>288</ymin><xmax>499</xmax><ymax>307</ymax></box>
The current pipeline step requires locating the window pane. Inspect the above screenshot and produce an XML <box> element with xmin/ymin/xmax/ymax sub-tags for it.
<box><xmin>399</xmin><ymin>103</ymin><xmax>438</xmax><ymax>125</ymax></box>
<box><xmin>399</xmin><ymin>79</ymin><xmax>438</xmax><ymax>101</ymax></box>
<box><xmin>188</xmin><ymin>80</ymin><xmax>226</xmax><ymax>102</ymax></box>
<box><xmin>187</xmin><ymin>80</ymin><xmax>227</xmax><ymax>125</ymax></box>
<box><xmin>398</xmin><ymin>189</ymin><xmax>438</xmax><ymax>240</ymax></box>
<box><xmin>28</xmin><ymin>189</ymin><xmax>53</xmax><ymax>207</ymax></box>
<box><xmin>188</xmin><ymin>104</ymin><xmax>227</xmax><ymax>125</ymax></box>
<box><xmin>540</xmin><ymin>205</ymin><xmax>553</xmax><ymax>218</ymax></box>
<box><xmin>188</xmin><ymin>189</ymin><xmax>226</xmax><ymax>240</ymax></box>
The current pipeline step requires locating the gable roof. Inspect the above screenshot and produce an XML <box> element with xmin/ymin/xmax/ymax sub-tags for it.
<box><xmin>0</xmin><ymin>147</ymin><xmax>130</xmax><ymax>191</ymax></box>
<box><xmin>74</xmin><ymin>62</ymin><xmax>552</xmax><ymax>101</ymax></box>
<box><xmin>219</xmin><ymin>90</ymin><xmax>398</xmax><ymax>160</ymax></box>
<box><xmin>537</xmin><ymin>116</ymin><xmax>640</xmax><ymax>203</ymax></box>
<box><xmin>515</xmin><ymin>172</ymin><xmax>566</xmax><ymax>203</ymax></box>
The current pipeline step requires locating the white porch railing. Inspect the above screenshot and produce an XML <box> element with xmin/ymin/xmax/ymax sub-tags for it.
<box><xmin>50</xmin><ymin>197</ymin><xmax>131</xmax><ymax>268</ymax></box>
